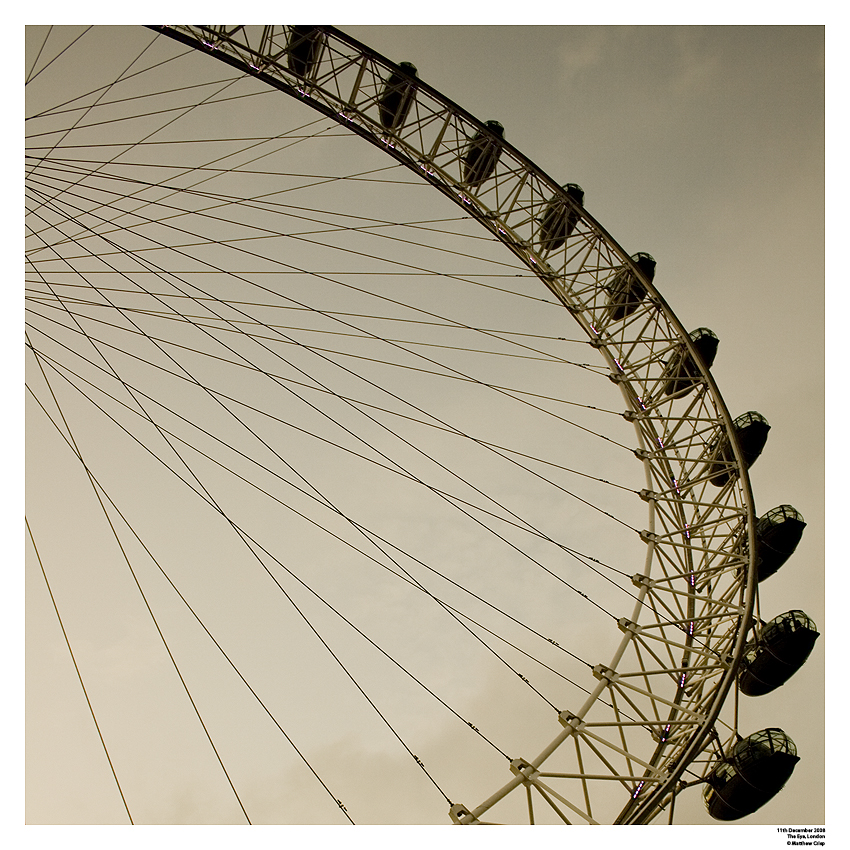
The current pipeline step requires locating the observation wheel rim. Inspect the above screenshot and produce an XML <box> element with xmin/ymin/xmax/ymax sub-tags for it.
<box><xmin>149</xmin><ymin>23</ymin><xmax>760</xmax><ymax>825</ymax></box>
<box><xmin>31</xmin><ymin>24</ymin><xmax>760</xmax><ymax>825</ymax></box>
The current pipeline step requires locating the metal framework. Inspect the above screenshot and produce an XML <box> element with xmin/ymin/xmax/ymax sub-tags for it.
<box><xmin>32</xmin><ymin>24</ymin><xmax>760</xmax><ymax>824</ymax></box>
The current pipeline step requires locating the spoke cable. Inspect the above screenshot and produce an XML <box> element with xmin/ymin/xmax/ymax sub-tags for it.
<box><xmin>27</xmin><ymin>290</ymin><xmax>620</xmax><ymax>408</ymax></box>
<box><xmin>25</xmin><ymin>160</ymin><xmax>562</xmax><ymax>306</ymax></box>
<box><xmin>27</xmin><ymin>347</ymin><xmax>600</xmax><ymax>684</ymax></box>
<box><xmin>27</xmin><ymin>197</ymin><xmax>641</xmax><ymax>625</ymax></box>
<box><xmin>27</xmin><ymin>367</ymin><xmax>512</xmax><ymax>777</ymax></box>
<box><xmin>27</xmin><ymin>29</ymin><xmax>166</xmax><ymax>216</ymax></box>
<box><xmin>26</xmin><ymin>34</ymin><xmax>206</xmax><ymax>117</ymax></box>
<box><xmin>24</xmin><ymin>25</ymin><xmax>93</xmax><ymax>88</ymax></box>
<box><xmin>25</xmin><ymin>516</ymin><xmax>135</xmax><ymax>824</ymax></box>
<box><xmin>25</xmin><ymin>179</ymin><xmax>629</xmax><ymax>453</ymax></box>
<box><xmin>26</xmin><ymin>281</ymin><xmax>595</xmax><ymax>345</ymax></box>
<box><xmin>26</xmin><ymin>378</ymin><xmax>360</xmax><ymax>823</ymax></box>
<box><xmin>27</xmin><ymin>239</ymin><xmax>576</xmax><ymax>720</ymax></box>
<box><xmin>26</xmin><ymin>202</ymin><xmax>642</xmax><ymax>652</ymax></box>
<box><xmin>28</xmin><ymin>214</ymin><xmax>545</xmax><ymax>768</ymax></box>
<box><xmin>27</xmin><ymin>328</ymin><xmax>637</xmax><ymax>632</ymax></box>
<box><xmin>27</xmin><ymin>335</ymin><xmax>253</xmax><ymax>823</ymax></box>
<box><xmin>25</xmin><ymin>25</ymin><xmax>54</xmax><ymax>86</ymax></box>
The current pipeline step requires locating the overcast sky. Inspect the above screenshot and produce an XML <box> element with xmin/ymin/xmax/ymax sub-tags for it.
<box><xmin>22</xmin><ymin>16</ymin><xmax>826</xmax><ymax>845</ymax></box>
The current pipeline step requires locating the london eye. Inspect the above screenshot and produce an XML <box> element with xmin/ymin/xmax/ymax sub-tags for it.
<box><xmin>25</xmin><ymin>25</ymin><xmax>825</xmax><ymax>826</ymax></box>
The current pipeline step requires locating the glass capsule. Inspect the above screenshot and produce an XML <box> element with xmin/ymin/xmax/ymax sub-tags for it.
<box><xmin>738</xmin><ymin>610</ymin><xmax>819</xmax><ymax>696</ymax></box>
<box><xmin>755</xmin><ymin>505</ymin><xmax>807</xmax><ymax>581</ymax></box>
<box><xmin>378</xmin><ymin>62</ymin><xmax>418</xmax><ymax>131</ymax></box>
<box><xmin>707</xmin><ymin>411</ymin><xmax>770</xmax><ymax>487</ymax></box>
<box><xmin>538</xmin><ymin>183</ymin><xmax>584</xmax><ymax>252</ymax></box>
<box><xmin>704</xmin><ymin>728</ymin><xmax>799</xmax><ymax>820</ymax></box>
<box><xmin>287</xmin><ymin>26</ymin><xmax>324</xmax><ymax>78</ymax></box>
<box><xmin>605</xmin><ymin>253</ymin><xmax>656</xmax><ymax>321</ymax></box>
<box><xmin>661</xmin><ymin>327</ymin><xmax>719</xmax><ymax>398</ymax></box>
<box><xmin>462</xmin><ymin>120</ymin><xmax>504</xmax><ymax>187</ymax></box>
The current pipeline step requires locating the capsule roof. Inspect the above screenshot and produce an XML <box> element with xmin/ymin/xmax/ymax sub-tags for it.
<box><xmin>631</xmin><ymin>253</ymin><xmax>657</xmax><ymax>278</ymax></box>
<box><xmin>689</xmin><ymin>326</ymin><xmax>718</xmax><ymax>343</ymax></box>
<box><xmin>733</xmin><ymin>410</ymin><xmax>770</xmax><ymax>430</ymax></box>
<box><xmin>759</xmin><ymin>609</ymin><xmax>819</xmax><ymax>640</ymax></box>
<box><xmin>563</xmin><ymin>183</ymin><xmax>585</xmax><ymax>204</ymax></box>
<box><xmin>733</xmin><ymin>727</ymin><xmax>798</xmax><ymax>762</ymax></box>
<box><xmin>760</xmin><ymin>504</ymin><xmax>805</xmax><ymax>528</ymax></box>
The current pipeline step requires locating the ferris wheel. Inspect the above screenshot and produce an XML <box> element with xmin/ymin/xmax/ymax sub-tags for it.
<box><xmin>24</xmin><ymin>25</ymin><xmax>820</xmax><ymax>826</ymax></box>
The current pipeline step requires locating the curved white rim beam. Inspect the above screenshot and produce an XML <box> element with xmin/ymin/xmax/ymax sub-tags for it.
<box><xmin>109</xmin><ymin>24</ymin><xmax>760</xmax><ymax>824</ymax></box>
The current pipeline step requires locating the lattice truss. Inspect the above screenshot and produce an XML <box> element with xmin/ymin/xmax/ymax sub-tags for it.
<box><xmin>81</xmin><ymin>25</ymin><xmax>760</xmax><ymax>824</ymax></box>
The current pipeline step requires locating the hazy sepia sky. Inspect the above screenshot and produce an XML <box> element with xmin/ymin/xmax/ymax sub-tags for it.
<box><xmin>23</xmin><ymin>16</ymin><xmax>825</xmax><ymax>845</ymax></box>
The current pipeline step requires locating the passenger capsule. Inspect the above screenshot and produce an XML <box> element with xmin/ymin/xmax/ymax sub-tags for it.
<box><xmin>378</xmin><ymin>62</ymin><xmax>418</xmax><ymax>131</ymax></box>
<box><xmin>661</xmin><ymin>327</ymin><xmax>719</xmax><ymax>398</ymax></box>
<box><xmin>462</xmin><ymin>120</ymin><xmax>504</xmax><ymax>187</ymax></box>
<box><xmin>738</xmin><ymin>610</ymin><xmax>820</xmax><ymax>696</ymax></box>
<box><xmin>538</xmin><ymin>184</ymin><xmax>584</xmax><ymax>252</ymax></box>
<box><xmin>755</xmin><ymin>504</ymin><xmax>807</xmax><ymax>582</ymax></box>
<box><xmin>605</xmin><ymin>253</ymin><xmax>656</xmax><ymax>321</ymax></box>
<box><xmin>708</xmin><ymin>411</ymin><xmax>770</xmax><ymax>487</ymax></box>
<box><xmin>704</xmin><ymin>728</ymin><xmax>799</xmax><ymax>820</ymax></box>
<box><xmin>287</xmin><ymin>26</ymin><xmax>325</xmax><ymax>78</ymax></box>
